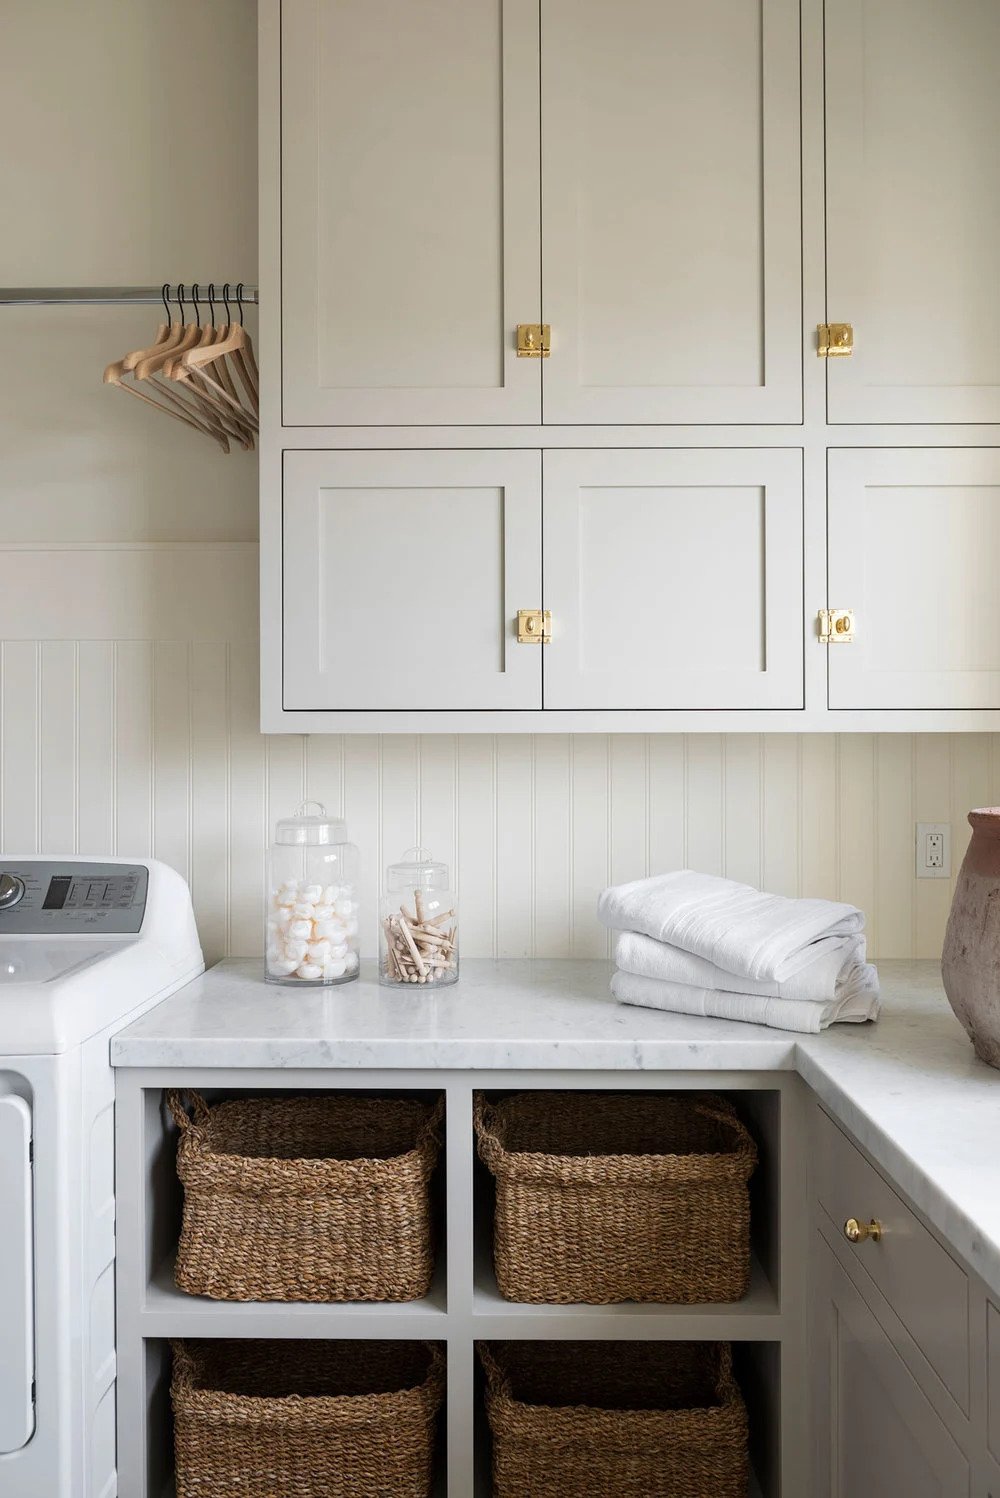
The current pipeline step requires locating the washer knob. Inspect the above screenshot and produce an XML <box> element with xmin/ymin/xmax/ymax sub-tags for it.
<box><xmin>0</xmin><ymin>873</ymin><xmax>26</xmax><ymax>909</ymax></box>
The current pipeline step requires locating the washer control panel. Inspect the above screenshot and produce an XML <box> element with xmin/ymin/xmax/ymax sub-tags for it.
<box><xmin>0</xmin><ymin>862</ymin><xmax>148</xmax><ymax>933</ymax></box>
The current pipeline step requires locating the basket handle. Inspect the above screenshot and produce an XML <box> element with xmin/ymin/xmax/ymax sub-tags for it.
<box><xmin>165</xmin><ymin>1089</ymin><xmax>211</xmax><ymax>1134</ymax></box>
<box><xmin>689</xmin><ymin>1095</ymin><xmax>758</xmax><ymax>1165</ymax></box>
<box><xmin>472</xmin><ymin>1093</ymin><xmax>506</xmax><ymax>1173</ymax></box>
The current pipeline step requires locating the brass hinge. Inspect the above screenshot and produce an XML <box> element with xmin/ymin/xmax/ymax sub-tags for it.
<box><xmin>817</xmin><ymin>323</ymin><xmax>853</xmax><ymax>358</ymax></box>
<box><xmin>516</xmin><ymin>324</ymin><xmax>551</xmax><ymax>358</ymax></box>
<box><xmin>517</xmin><ymin>608</ymin><xmax>552</xmax><ymax>643</ymax></box>
<box><xmin>818</xmin><ymin>609</ymin><xmax>856</xmax><ymax>644</ymax></box>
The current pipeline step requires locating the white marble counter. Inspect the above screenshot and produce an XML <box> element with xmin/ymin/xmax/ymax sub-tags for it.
<box><xmin>113</xmin><ymin>957</ymin><xmax>1000</xmax><ymax>1294</ymax></box>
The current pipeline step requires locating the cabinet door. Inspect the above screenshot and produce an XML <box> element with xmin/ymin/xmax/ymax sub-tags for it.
<box><xmin>282</xmin><ymin>451</ymin><xmax>542</xmax><ymax>710</ymax></box>
<box><xmin>542</xmin><ymin>450</ymin><xmax>803</xmax><ymax>709</ymax></box>
<box><xmin>813</xmin><ymin>1239</ymin><xmax>970</xmax><ymax>1497</ymax></box>
<box><xmin>281</xmin><ymin>0</ymin><xmax>541</xmax><ymax>426</ymax></box>
<box><xmin>826</xmin><ymin>0</ymin><xmax>1000</xmax><ymax>423</ymax></box>
<box><xmin>540</xmin><ymin>0</ymin><xmax>801</xmax><ymax>425</ymax></box>
<box><xmin>828</xmin><ymin>450</ymin><xmax>1000</xmax><ymax>710</ymax></box>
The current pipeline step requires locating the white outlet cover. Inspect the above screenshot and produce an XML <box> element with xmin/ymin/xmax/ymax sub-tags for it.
<box><xmin>916</xmin><ymin>822</ymin><xmax>951</xmax><ymax>880</ymax></box>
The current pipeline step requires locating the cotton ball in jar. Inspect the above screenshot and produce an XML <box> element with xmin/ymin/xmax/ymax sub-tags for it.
<box><xmin>296</xmin><ymin>962</ymin><xmax>323</xmax><ymax>980</ymax></box>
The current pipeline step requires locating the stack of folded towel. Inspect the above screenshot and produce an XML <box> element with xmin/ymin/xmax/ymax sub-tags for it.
<box><xmin>598</xmin><ymin>870</ymin><xmax>880</xmax><ymax>1034</ymax></box>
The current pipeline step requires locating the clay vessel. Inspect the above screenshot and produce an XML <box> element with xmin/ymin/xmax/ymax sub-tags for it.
<box><xmin>942</xmin><ymin>808</ymin><xmax>1000</xmax><ymax>1069</ymax></box>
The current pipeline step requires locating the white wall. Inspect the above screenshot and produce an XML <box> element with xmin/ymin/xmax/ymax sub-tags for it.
<box><xmin>0</xmin><ymin>2</ymin><xmax>991</xmax><ymax>964</ymax></box>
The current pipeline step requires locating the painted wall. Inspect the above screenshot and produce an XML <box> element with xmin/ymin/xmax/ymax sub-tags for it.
<box><xmin>0</xmin><ymin>2</ymin><xmax>989</xmax><ymax>964</ymax></box>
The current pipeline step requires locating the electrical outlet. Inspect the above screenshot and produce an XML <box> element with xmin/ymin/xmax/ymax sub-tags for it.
<box><xmin>916</xmin><ymin>822</ymin><xmax>951</xmax><ymax>879</ymax></box>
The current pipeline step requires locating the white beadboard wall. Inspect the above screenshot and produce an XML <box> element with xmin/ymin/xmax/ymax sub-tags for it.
<box><xmin>0</xmin><ymin>2</ymin><xmax>994</xmax><ymax>969</ymax></box>
<box><xmin>0</xmin><ymin>540</ymin><xmax>995</xmax><ymax>965</ymax></box>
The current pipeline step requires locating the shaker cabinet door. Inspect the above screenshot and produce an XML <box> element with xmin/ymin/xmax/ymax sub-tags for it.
<box><xmin>813</xmin><ymin>1239</ymin><xmax>970</xmax><ymax>1498</ymax></box>
<box><xmin>282</xmin><ymin>451</ymin><xmax>542</xmax><ymax>711</ymax></box>
<box><xmin>540</xmin><ymin>0</ymin><xmax>802</xmax><ymax>425</ymax></box>
<box><xmin>542</xmin><ymin>450</ymin><xmax>804</xmax><ymax>710</ymax></box>
<box><xmin>281</xmin><ymin>0</ymin><xmax>541</xmax><ymax>426</ymax></box>
<box><xmin>825</xmin><ymin>0</ymin><xmax>1000</xmax><ymax>423</ymax></box>
<box><xmin>828</xmin><ymin>450</ymin><xmax>1000</xmax><ymax>710</ymax></box>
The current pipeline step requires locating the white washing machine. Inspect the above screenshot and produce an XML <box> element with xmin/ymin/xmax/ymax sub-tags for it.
<box><xmin>0</xmin><ymin>857</ymin><xmax>203</xmax><ymax>1498</ymax></box>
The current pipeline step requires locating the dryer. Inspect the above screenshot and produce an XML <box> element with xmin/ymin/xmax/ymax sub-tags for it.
<box><xmin>0</xmin><ymin>857</ymin><xmax>203</xmax><ymax>1498</ymax></box>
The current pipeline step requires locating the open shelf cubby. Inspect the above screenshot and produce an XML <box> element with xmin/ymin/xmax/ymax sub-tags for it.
<box><xmin>115</xmin><ymin>1068</ymin><xmax>809</xmax><ymax>1496</ymax></box>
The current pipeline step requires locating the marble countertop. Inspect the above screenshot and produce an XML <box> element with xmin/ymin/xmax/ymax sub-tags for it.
<box><xmin>113</xmin><ymin>957</ymin><xmax>1000</xmax><ymax>1293</ymax></box>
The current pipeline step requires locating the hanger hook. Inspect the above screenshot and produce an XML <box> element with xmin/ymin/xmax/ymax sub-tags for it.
<box><xmin>161</xmin><ymin>282</ymin><xmax>172</xmax><ymax>329</ymax></box>
<box><xmin>177</xmin><ymin>283</ymin><xmax>187</xmax><ymax>325</ymax></box>
<box><xmin>236</xmin><ymin>282</ymin><xmax>245</xmax><ymax>327</ymax></box>
<box><xmin>191</xmin><ymin>282</ymin><xmax>202</xmax><ymax>329</ymax></box>
<box><xmin>222</xmin><ymin>282</ymin><xmax>232</xmax><ymax>325</ymax></box>
<box><xmin>207</xmin><ymin>282</ymin><xmax>217</xmax><ymax>329</ymax></box>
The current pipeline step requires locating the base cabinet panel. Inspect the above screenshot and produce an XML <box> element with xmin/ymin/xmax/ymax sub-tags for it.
<box><xmin>813</xmin><ymin>1239</ymin><xmax>970</xmax><ymax>1498</ymax></box>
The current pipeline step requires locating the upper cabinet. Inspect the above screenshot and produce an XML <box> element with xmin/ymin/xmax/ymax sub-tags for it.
<box><xmin>541</xmin><ymin>0</ymin><xmax>802</xmax><ymax>425</ymax></box>
<box><xmin>279</xmin><ymin>0</ymin><xmax>803</xmax><ymax>429</ymax></box>
<box><xmin>825</xmin><ymin>0</ymin><xmax>1000</xmax><ymax>424</ymax></box>
<box><xmin>281</xmin><ymin>0</ymin><xmax>542</xmax><ymax>426</ymax></box>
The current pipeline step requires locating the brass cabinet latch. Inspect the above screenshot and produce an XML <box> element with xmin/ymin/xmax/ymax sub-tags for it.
<box><xmin>516</xmin><ymin>324</ymin><xmax>551</xmax><ymax>358</ymax></box>
<box><xmin>817</xmin><ymin>323</ymin><xmax>853</xmax><ymax>358</ymax></box>
<box><xmin>818</xmin><ymin>609</ymin><xmax>856</xmax><ymax>644</ymax></box>
<box><xmin>517</xmin><ymin>609</ymin><xmax>552</xmax><ymax>643</ymax></box>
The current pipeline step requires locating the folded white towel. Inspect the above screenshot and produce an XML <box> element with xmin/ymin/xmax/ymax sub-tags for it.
<box><xmin>611</xmin><ymin>970</ymin><xmax>880</xmax><ymax>1035</ymax></box>
<box><xmin>598</xmin><ymin>870</ymin><xmax>864</xmax><ymax>984</ymax></box>
<box><xmin>615</xmin><ymin>930</ymin><xmax>878</xmax><ymax>1008</ymax></box>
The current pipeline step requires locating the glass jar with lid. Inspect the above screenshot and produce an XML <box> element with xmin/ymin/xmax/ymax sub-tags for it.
<box><xmin>265</xmin><ymin>801</ymin><xmax>361</xmax><ymax>985</ymax></box>
<box><xmin>379</xmin><ymin>846</ymin><xmax>458</xmax><ymax>988</ymax></box>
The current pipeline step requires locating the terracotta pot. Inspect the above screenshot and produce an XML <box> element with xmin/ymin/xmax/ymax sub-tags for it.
<box><xmin>942</xmin><ymin>808</ymin><xmax>1000</xmax><ymax>1069</ymax></box>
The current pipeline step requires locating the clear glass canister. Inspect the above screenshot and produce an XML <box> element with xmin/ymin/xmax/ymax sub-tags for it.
<box><xmin>265</xmin><ymin>801</ymin><xmax>361</xmax><ymax>985</ymax></box>
<box><xmin>380</xmin><ymin>846</ymin><xmax>458</xmax><ymax>988</ymax></box>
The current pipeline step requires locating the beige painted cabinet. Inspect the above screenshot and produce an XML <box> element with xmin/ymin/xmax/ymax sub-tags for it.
<box><xmin>281</xmin><ymin>450</ymin><xmax>543</xmax><ymax>711</ymax></box>
<box><xmin>828</xmin><ymin>449</ymin><xmax>1000</xmax><ymax>711</ymax></box>
<box><xmin>541</xmin><ymin>0</ymin><xmax>802</xmax><ymax>425</ymax></box>
<box><xmin>280</xmin><ymin>0</ymin><xmax>542</xmax><ymax>426</ymax></box>
<box><xmin>825</xmin><ymin>0</ymin><xmax>1000</xmax><ymax>424</ymax></box>
<box><xmin>282</xmin><ymin>448</ymin><xmax>803</xmax><ymax>715</ymax></box>
<box><xmin>279</xmin><ymin>0</ymin><xmax>802</xmax><ymax>429</ymax></box>
<box><xmin>543</xmin><ymin>449</ymin><xmax>803</xmax><ymax>709</ymax></box>
<box><xmin>262</xmin><ymin>0</ymin><xmax>1000</xmax><ymax>731</ymax></box>
<box><xmin>813</xmin><ymin>1241</ymin><xmax>971</xmax><ymax>1497</ymax></box>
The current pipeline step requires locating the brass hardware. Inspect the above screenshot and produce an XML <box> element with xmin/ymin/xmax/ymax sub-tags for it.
<box><xmin>516</xmin><ymin>324</ymin><xmax>551</xmax><ymax>358</ymax></box>
<box><xmin>844</xmin><ymin>1217</ymin><xmax>883</xmax><ymax>1244</ymax></box>
<box><xmin>517</xmin><ymin>609</ymin><xmax>552</xmax><ymax>644</ymax></box>
<box><xmin>818</xmin><ymin>609</ymin><xmax>856</xmax><ymax>645</ymax></box>
<box><xmin>817</xmin><ymin>322</ymin><xmax>853</xmax><ymax>358</ymax></box>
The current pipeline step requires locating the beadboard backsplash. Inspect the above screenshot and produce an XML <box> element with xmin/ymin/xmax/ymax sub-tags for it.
<box><xmin>0</xmin><ymin>542</ymin><xmax>992</xmax><ymax>966</ymax></box>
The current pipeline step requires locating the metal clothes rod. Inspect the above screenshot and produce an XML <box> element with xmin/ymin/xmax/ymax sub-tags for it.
<box><xmin>0</xmin><ymin>285</ymin><xmax>259</xmax><ymax>306</ymax></box>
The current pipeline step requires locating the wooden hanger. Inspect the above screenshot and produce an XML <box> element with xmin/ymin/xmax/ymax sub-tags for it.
<box><xmin>157</xmin><ymin>285</ymin><xmax>257</xmax><ymax>446</ymax></box>
<box><xmin>174</xmin><ymin>282</ymin><xmax>259</xmax><ymax>417</ymax></box>
<box><xmin>103</xmin><ymin>286</ymin><xmax>231</xmax><ymax>450</ymax></box>
<box><xmin>139</xmin><ymin>286</ymin><xmax>254</xmax><ymax>448</ymax></box>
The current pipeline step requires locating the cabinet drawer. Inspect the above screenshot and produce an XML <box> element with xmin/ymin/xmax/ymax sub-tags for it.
<box><xmin>812</xmin><ymin>1106</ymin><xmax>969</xmax><ymax>1412</ymax></box>
<box><xmin>988</xmin><ymin>1301</ymin><xmax>1000</xmax><ymax>1466</ymax></box>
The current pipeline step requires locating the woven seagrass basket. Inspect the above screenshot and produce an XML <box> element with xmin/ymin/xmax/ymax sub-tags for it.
<box><xmin>474</xmin><ymin>1091</ymin><xmax>757</xmax><ymax>1303</ymax></box>
<box><xmin>481</xmin><ymin>1339</ymin><xmax>749</xmax><ymax>1498</ymax></box>
<box><xmin>171</xmin><ymin>1338</ymin><xmax>444</xmax><ymax>1498</ymax></box>
<box><xmin>167</xmin><ymin>1090</ymin><xmax>444</xmax><ymax>1302</ymax></box>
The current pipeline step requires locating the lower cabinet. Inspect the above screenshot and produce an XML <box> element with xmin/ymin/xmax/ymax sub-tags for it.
<box><xmin>280</xmin><ymin>447</ymin><xmax>804</xmax><ymax>716</ymax></box>
<box><xmin>812</xmin><ymin>1237</ymin><xmax>971</xmax><ymax>1496</ymax></box>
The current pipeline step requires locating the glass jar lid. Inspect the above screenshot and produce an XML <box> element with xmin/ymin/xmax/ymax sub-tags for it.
<box><xmin>386</xmin><ymin>845</ymin><xmax>450</xmax><ymax>891</ymax></box>
<box><xmin>274</xmin><ymin>800</ymin><xmax>348</xmax><ymax>846</ymax></box>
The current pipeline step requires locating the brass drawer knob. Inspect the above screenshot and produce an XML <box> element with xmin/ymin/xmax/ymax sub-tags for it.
<box><xmin>844</xmin><ymin>1216</ymin><xmax>883</xmax><ymax>1244</ymax></box>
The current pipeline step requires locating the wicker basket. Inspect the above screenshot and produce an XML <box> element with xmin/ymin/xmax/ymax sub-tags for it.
<box><xmin>481</xmin><ymin>1339</ymin><xmax>749</xmax><ymax>1498</ymax></box>
<box><xmin>167</xmin><ymin>1091</ymin><xmax>444</xmax><ymax>1302</ymax></box>
<box><xmin>474</xmin><ymin>1091</ymin><xmax>757</xmax><ymax>1303</ymax></box>
<box><xmin>172</xmin><ymin>1338</ymin><xmax>444</xmax><ymax>1498</ymax></box>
